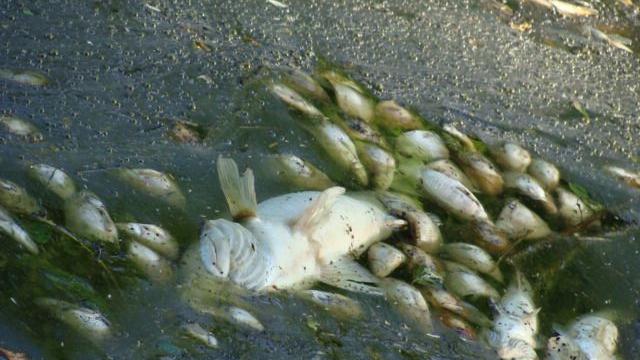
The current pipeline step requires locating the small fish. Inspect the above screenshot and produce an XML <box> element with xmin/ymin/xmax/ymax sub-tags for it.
<box><xmin>495</xmin><ymin>199</ymin><xmax>551</xmax><ymax>240</ymax></box>
<box><xmin>265</xmin><ymin>154</ymin><xmax>335</xmax><ymax>191</ymax></box>
<box><xmin>0</xmin><ymin>116</ymin><xmax>43</xmax><ymax>142</ymax></box>
<box><xmin>0</xmin><ymin>205</ymin><xmax>39</xmax><ymax>254</ymax></box>
<box><xmin>490</xmin><ymin>142</ymin><xmax>531</xmax><ymax>173</ymax></box>
<box><xmin>503</xmin><ymin>172</ymin><xmax>557</xmax><ymax>214</ymax></box>
<box><xmin>300</xmin><ymin>289</ymin><xmax>363</xmax><ymax>319</ymax></box>
<box><xmin>420</xmin><ymin>169</ymin><xmax>490</xmax><ymax>222</ymax></box>
<box><xmin>395</xmin><ymin>130</ymin><xmax>450</xmax><ymax>163</ymax></box>
<box><xmin>28</xmin><ymin>164</ymin><xmax>77</xmax><ymax>200</ymax></box>
<box><xmin>192</xmin><ymin>157</ymin><xmax>403</xmax><ymax>294</ymax></box>
<box><xmin>127</xmin><ymin>241</ymin><xmax>174</xmax><ymax>283</ymax></box>
<box><xmin>35</xmin><ymin>298</ymin><xmax>111</xmax><ymax>343</ymax></box>
<box><xmin>64</xmin><ymin>191</ymin><xmax>118</xmax><ymax>244</ymax></box>
<box><xmin>322</xmin><ymin>71</ymin><xmax>375</xmax><ymax>122</ymax></box>
<box><xmin>443</xmin><ymin>261</ymin><xmax>500</xmax><ymax>300</ymax></box>
<box><xmin>269</xmin><ymin>83</ymin><xmax>323</xmax><ymax>117</ymax></box>
<box><xmin>182</xmin><ymin>322</ymin><xmax>218</xmax><ymax>348</ymax></box>
<box><xmin>114</xmin><ymin>168</ymin><xmax>186</xmax><ymax>208</ymax></box>
<box><xmin>439</xmin><ymin>242</ymin><xmax>503</xmax><ymax>283</ymax></box>
<box><xmin>367</xmin><ymin>242</ymin><xmax>406</xmax><ymax>277</ymax></box>
<box><xmin>604</xmin><ymin>165</ymin><xmax>640</xmax><ymax>189</ymax></box>
<box><xmin>117</xmin><ymin>223</ymin><xmax>179</xmax><ymax>259</ymax></box>
<box><xmin>528</xmin><ymin>158</ymin><xmax>560</xmax><ymax>191</ymax></box>
<box><xmin>0</xmin><ymin>178</ymin><xmax>41</xmax><ymax>215</ymax></box>
<box><xmin>375</xmin><ymin>100</ymin><xmax>422</xmax><ymax>131</ymax></box>
<box><xmin>456</xmin><ymin>151</ymin><xmax>504</xmax><ymax>196</ymax></box>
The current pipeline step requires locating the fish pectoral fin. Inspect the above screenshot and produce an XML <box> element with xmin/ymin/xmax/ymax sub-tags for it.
<box><xmin>318</xmin><ymin>256</ymin><xmax>383</xmax><ymax>296</ymax></box>
<box><xmin>292</xmin><ymin>186</ymin><xmax>345</xmax><ymax>234</ymax></box>
<box><xmin>217</xmin><ymin>156</ymin><xmax>258</xmax><ymax>220</ymax></box>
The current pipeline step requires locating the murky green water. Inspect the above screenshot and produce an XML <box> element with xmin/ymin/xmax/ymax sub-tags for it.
<box><xmin>1</xmin><ymin>0</ymin><xmax>639</xmax><ymax>358</ymax></box>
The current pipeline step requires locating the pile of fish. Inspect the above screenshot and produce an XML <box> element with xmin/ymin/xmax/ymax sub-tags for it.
<box><xmin>0</xmin><ymin>65</ymin><xmax>635</xmax><ymax>359</ymax></box>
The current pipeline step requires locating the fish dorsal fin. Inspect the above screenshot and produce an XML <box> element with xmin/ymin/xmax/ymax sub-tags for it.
<box><xmin>292</xmin><ymin>186</ymin><xmax>345</xmax><ymax>234</ymax></box>
<box><xmin>217</xmin><ymin>156</ymin><xmax>258</xmax><ymax>220</ymax></box>
<box><xmin>318</xmin><ymin>256</ymin><xmax>383</xmax><ymax>296</ymax></box>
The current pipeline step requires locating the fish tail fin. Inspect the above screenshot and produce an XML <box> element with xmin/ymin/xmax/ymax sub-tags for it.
<box><xmin>293</xmin><ymin>186</ymin><xmax>345</xmax><ymax>233</ymax></box>
<box><xmin>318</xmin><ymin>256</ymin><xmax>383</xmax><ymax>296</ymax></box>
<box><xmin>217</xmin><ymin>156</ymin><xmax>258</xmax><ymax>220</ymax></box>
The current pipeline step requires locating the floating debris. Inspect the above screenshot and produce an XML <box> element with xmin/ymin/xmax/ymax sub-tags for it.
<box><xmin>64</xmin><ymin>191</ymin><xmax>118</xmax><ymax>244</ymax></box>
<box><xmin>28</xmin><ymin>164</ymin><xmax>76</xmax><ymax>200</ymax></box>
<box><xmin>168</xmin><ymin>120</ymin><xmax>207</xmax><ymax>144</ymax></box>
<box><xmin>114</xmin><ymin>168</ymin><xmax>186</xmax><ymax>208</ymax></box>
<box><xmin>0</xmin><ymin>116</ymin><xmax>43</xmax><ymax>142</ymax></box>
<box><xmin>0</xmin><ymin>69</ymin><xmax>48</xmax><ymax>86</ymax></box>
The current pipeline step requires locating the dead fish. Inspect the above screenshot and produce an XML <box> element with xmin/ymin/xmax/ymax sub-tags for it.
<box><xmin>269</xmin><ymin>83</ymin><xmax>323</xmax><ymax>117</ymax></box>
<box><xmin>35</xmin><ymin>298</ymin><xmax>111</xmax><ymax>343</ymax></box>
<box><xmin>439</xmin><ymin>242</ymin><xmax>503</xmax><ymax>283</ymax></box>
<box><xmin>382</xmin><ymin>278</ymin><xmax>433</xmax><ymax>332</ymax></box>
<box><xmin>182</xmin><ymin>322</ymin><xmax>219</xmax><ymax>348</ymax></box>
<box><xmin>528</xmin><ymin>158</ymin><xmax>560</xmax><ymax>191</ymax></box>
<box><xmin>322</xmin><ymin>71</ymin><xmax>375</xmax><ymax>122</ymax></box>
<box><xmin>193</xmin><ymin>157</ymin><xmax>403</xmax><ymax>294</ymax></box>
<box><xmin>503</xmin><ymin>172</ymin><xmax>557</xmax><ymax>215</ymax></box>
<box><xmin>378</xmin><ymin>192</ymin><xmax>442</xmax><ymax>253</ymax></box>
<box><xmin>64</xmin><ymin>191</ymin><xmax>118</xmax><ymax>244</ymax></box>
<box><xmin>555</xmin><ymin>187</ymin><xmax>595</xmax><ymax>227</ymax></box>
<box><xmin>495</xmin><ymin>199</ymin><xmax>551</xmax><ymax>240</ymax></box>
<box><xmin>604</xmin><ymin>165</ymin><xmax>640</xmax><ymax>189</ymax></box>
<box><xmin>0</xmin><ymin>178</ymin><xmax>41</xmax><ymax>215</ymax></box>
<box><xmin>0</xmin><ymin>205</ymin><xmax>39</xmax><ymax>254</ymax></box>
<box><xmin>0</xmin><ymin>69</ymin><xmax>49</xmax><ymax>86</ymax></box>
<box><xmin>127</xmin><ymin>241</ymin><xmax>174</xmax><ymax>283</ymax></box>
<box><xmin>440</xmin><ymin>311</ymin><xmax>477</xmax><ymax>340</ymax></box>
<box><xmin>114</xmin><ymin>168</ymin><xmax>186</xmax><ymax>208</ymax></box>
<box><xmin>399</xmin><ymin>243</ymin><xmax>445</xmax><ymax>287</ymax></box>
<box><xmin>265</xmin><ymin>154</ymin><xmax>335</xmax><ymax>191</ymax></box>
<box><xmin>282</xmin><ymin>68</ymin><xmax>330</xmax><ymax>103</ymax></box>
<box><xmin>357</xmin><ymin>142</ymin><xmax>396</xmax><ymax>190</ymax></box>
<box><xmin>396</xmin><ymin>130</ymin><xmax>450</xmax><ymax>163</ymax></box>
<box><xmin>471</xmin><ymin>220</ymin><xmax>511</xmax><ymax>255</ymax></box>
<box><xmin>490</xmin><ymin>142</ymin><xmax>531</xmax><ymax>173</ymax></box>
<box><xmin>310</xmin><ymin>119</ymin><xmax>369</xmax><ymax>186</ymax></box>
<box><xmin>443</xmin><ymin>261</ymin><xmax>500</xmax><ymax>300</ymax></box>
<box><xmin>367</xmin><ymin>242</ymin><xmax>406</xmax><ymax>277</ymax></box>
<box><xmin>426</xmin><ymin>159</ymin><xmax>478</xmax><ymax>193</ymax></box>
<box><xmin>28</xmin><ymin>164</ymin><xmax>76</xmax><ymax>200</ymax></box>
<box><xmin>457</xmin><ymin>151</ymin><xmax>504</xmax><ymax>196</ymax></box>
<box><xmin>443</xmin><ymin>124</ymin><xmax>477</xmax><ymax>152</ymax></box>
<box><xmin>420</xmin><ymin>169</ymin><xmax>490</xmax><ymax>223</ymax></box>
<box><xmin>0</xmin><ymin>115</ymin><xmax>43</xmax><ymax>142</ymax></box>
<box><xmin>375</xmin><ymin>100</ymin><xmax>422</xmax><ymax>130</ymax></box>
<box><xmin>299</xmin><ymin>289</ymin><xmax>363</xmax><ymax>319</ymax></box>
<box><xmin>117</xmin><ymin>223</ymin><xmax>179</xmax><ymax>259</ymax></box>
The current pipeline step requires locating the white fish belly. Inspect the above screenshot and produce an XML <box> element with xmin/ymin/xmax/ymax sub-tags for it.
<box><xmin>256</xmin><ymin>191</ymin><xmax>393</xmax><ymax>264</ymax></box>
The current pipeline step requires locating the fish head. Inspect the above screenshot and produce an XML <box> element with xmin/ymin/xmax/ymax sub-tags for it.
<box><xmin>199</xmin><ymin>219</ymin><xmax>258</xmax><ymax>280</ymax></box>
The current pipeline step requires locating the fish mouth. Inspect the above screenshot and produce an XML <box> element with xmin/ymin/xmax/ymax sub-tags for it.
<box><xmin>199</xmin><ymin>218</ymin><xmax>259</xmax><ymax>281</ymax></box>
